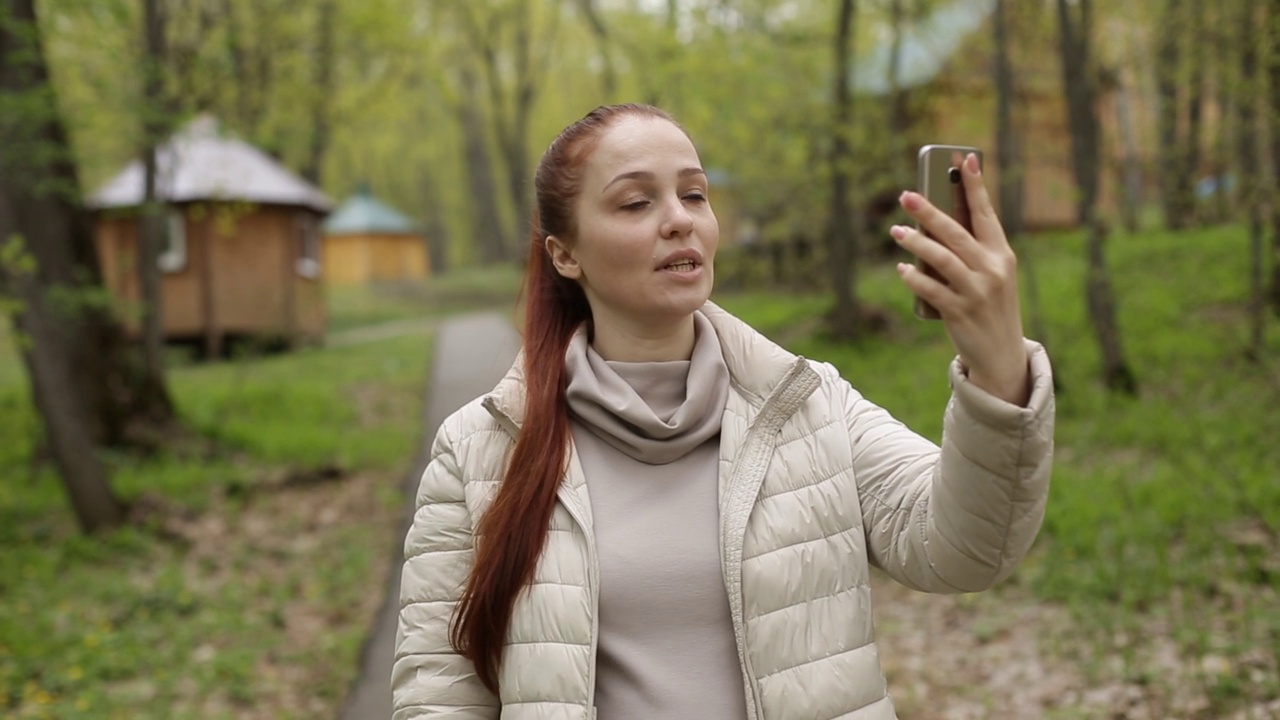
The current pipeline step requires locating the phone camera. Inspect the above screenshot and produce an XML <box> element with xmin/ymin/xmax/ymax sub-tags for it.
<box><xmin>948</xmin><ymin>167</ymin><xmax>961</xmax><ymax>184</ymax></box>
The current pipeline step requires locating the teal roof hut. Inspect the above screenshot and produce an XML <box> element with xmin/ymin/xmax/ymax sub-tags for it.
<box><xmin>322</xmin><ymin>186</ymin><xmax>430</xmax><ymax>285</ymax></box>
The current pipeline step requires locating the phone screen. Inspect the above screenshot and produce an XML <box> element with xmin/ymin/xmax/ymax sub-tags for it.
<box><xmin>914</xmin><ymin>145</ymin><xmax>982</xmax><ymax>320</ymax></box>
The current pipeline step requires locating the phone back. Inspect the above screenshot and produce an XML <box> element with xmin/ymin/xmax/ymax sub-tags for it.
<box><xmin>913</xmin><ymin>144</ymin><xmax>983</xmax><ymax>319</ymax></box>
<box><xmin>918</xmin><ymin>144</ymin><xmax>981</xmax><ymax>230</ymax></box>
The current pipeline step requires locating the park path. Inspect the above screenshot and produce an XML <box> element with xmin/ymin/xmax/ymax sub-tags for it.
<box><xmin>339</xmin><ymin>311</ymin><xmax>521</xmax><ymax>720</ymax></box>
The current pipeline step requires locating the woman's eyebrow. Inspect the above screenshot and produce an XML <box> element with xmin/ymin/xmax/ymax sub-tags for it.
<box><xmin>603</xmin><ymin>167</ymin><xmax>706</xmax><ymax>193</ymax></box>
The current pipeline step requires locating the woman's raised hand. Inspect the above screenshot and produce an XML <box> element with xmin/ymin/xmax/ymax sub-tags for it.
<box><xmin>889</xmin><ymin>153</ymin><xmax>1030</xmax><ymax>406</ymax></box>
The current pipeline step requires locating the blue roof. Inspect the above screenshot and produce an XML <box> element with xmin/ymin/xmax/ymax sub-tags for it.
<box><xmin>852</xmin><ymin>0</ymin><xmax>995</xmax><ymax>95</ymax></box>
<box><xmin>322</xmin><ymin>187</ymin><xmax>419</xmax><ymax>235</ymax></box>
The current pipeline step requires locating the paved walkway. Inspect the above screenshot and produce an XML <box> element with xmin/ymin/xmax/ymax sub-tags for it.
<box><xmin>340</xmin><ymin>312</ymin><xmax>521</xmax><ymax>720</ymax></box>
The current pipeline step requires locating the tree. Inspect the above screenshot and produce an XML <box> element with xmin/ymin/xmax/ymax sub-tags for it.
<box><xmin>825</xmin><ymin>0</ymin><xmax>864</xmax><ymax>340</ymax></box>
<box><xmin>1237</xmin><ymin>0</ymin><xmax>1265</xmax><ymax>357</ymax></box>
<box><xmin>456</xmin><ymin>62</ymin><xmax>511</xmax><ymax>264</ymax></box>
<box><xmin>993</xmin><ymin>0</ymin><xmax>1050</xmax><ymax>357</ymax></box>
<box><xmin>138</xmin><ymin>0</ymin><xmax>168</xmax><ymax>398</ymax></box>
<box><xmin>1</xmin><ymin>0</ymin><xmax>125</xmax><ymax>531</ymax></box>
<box><xmin>1</xmin><ymin>0</ymin><xmax>176</xmax><ymax>448</ymax></box>
<box><xmin>472</xmin><ymin>0</ymin><xmax>562</xmax><ymax>256</ymax></box>
<box><xmin>1055</xmin><ymin>0</ymin><xmax>1138</xmax><ymax>394</ymax></box>
<box><xmin>1157</xmin><ymin>0</ymin><xmax>1203</xmax><ymax>228</ymax></box>
<box><xmin>301</xmin><ymin>0</ymin><xmax>335</xmax><ymax>185</ymax></box>
<box><xmin>420</xmin><ymin>166</ymin><xmax>451</xmax><ymax>276</ymax></box>
<box><xmin>1269</xmin><ymin>0</ymin><xmax>1280</xmax><ymax>315</ymax></box>
<box><xmin>574</xmin><ymin>0</ymin><xmax>618</xmax><ymax>99</ymax></box>
<box><xmin>0</xmin><ymin>240</ymin><xmax>125</xmax><ymax>532</ymax></box>
<box><xmin>430</xmin><ymin>0</ymin><xmax>564</xmax><ymax>262</ymax></box>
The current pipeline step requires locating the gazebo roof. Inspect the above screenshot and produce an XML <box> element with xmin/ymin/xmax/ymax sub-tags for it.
<box><xmin>88</xmin><ymin>115</ymin><xmax>332</xmax><ymax>213</ymax></box>
<box><xmin>323</xmin><ymin>186</ymin><xmax>419</xmax><ymax>235</ymax></box>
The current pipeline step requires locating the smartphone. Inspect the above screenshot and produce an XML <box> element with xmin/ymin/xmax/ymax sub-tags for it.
<box><xmin>913</xmin><ymin>144</ymin><xmax>982</xmax><ymax>320</ymax></box>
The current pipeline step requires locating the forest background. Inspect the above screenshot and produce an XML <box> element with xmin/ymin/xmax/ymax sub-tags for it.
<box><xmin>2</xmin><ymin>0</ymin><xmax>1280</xmax><ymax>718</ymax></box>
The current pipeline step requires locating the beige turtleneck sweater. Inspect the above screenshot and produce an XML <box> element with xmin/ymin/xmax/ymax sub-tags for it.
<box><xmin>563</xmin><ymin>312</ymin><xmax>745</xmax><ymax>720</ymax></box>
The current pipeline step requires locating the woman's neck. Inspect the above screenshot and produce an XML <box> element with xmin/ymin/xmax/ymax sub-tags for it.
<box><xmin>588</xmin><ymin>312</ymin><xmax>697</xmax><ymax>362</ymax></box>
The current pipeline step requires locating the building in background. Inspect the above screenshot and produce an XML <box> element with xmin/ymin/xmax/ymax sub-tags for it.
<box><xmin>322</xmin><ymin>186</ymin><xmax>430</xmax><ymax>286</ymax></box>
<box><xmin>851</xmin><ymin>0</ymin><xmax>1157</xmax><ymax>231</ymax></box>
<box><xmin>89</xmin><ymin>115</ymin><xmax>332</xmax><ymax>357</ymax></box>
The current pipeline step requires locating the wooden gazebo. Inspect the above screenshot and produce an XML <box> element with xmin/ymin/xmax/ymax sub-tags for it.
<box><xmin>322</xmin><ymin>186</ymin><xmax>430</xmax><ymax>286</ymax></box>
<box><xmin>89</xmin><ymin>116</ymin><xmax>333</xmax><ymax>357</ymax></box>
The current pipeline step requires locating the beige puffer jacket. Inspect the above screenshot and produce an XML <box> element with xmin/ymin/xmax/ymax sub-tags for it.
<box><xmin>393</xmin><ymin>303</ymin><xmax>1055</xmax><ymax>720</ymax></box>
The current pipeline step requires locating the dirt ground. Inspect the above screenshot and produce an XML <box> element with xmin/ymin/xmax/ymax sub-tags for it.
<box><xmin>135</xmin><ymin>469</ymin><xmax>401</xmax><ymax>720</ymax></box>
<box><xmin>871</xmin><ymin>571</ymin><xmax>1280</xmax><ymax>720</ymax></box>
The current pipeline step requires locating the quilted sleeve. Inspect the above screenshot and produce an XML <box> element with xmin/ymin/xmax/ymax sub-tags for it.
<box><xmin>845</xmin><ymin>339</ymin><xmax>1055</xmax><ymax>593</ymax></box>
<box><xmin>391</xmin><ymin>413</ymin><xmax>500</xmax><ymax>719</ymax></box>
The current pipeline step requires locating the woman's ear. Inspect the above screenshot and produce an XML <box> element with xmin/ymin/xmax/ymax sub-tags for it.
<box><xmin>545</xmin><ymin>235</ymin><xmax>582</xmax><ymax>279</ymax></box>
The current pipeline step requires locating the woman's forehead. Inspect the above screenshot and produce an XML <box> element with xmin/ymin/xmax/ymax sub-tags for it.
<box><xmin>586</xmin><ymin>117</ymin><xmax>701</xmax><ymax>179</ymax></box>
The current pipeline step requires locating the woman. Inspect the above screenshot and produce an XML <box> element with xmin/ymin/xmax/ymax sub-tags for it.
<box><xmin>393</xmin><ymin>104</ymin><xmax>1054</xmax><ymax>720</ymax></box>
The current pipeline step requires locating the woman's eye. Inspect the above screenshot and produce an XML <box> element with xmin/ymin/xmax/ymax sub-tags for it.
<box><xmin>621</xmin><ymin>200</ymin><xmax>649</xmax><ymax>211</ymax></box>
<box><xmin>684</xmin><ymin>191</ymin><xmax>707</xmax><ymax>203</ymax></box>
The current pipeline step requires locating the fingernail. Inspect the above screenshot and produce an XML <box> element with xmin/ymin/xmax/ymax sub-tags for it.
<box><xmin>890</xmin><ymin>225</ymin><xmax>907</xmax><ymax>240</ymax></box>
<box><xmin>899</xmin><ymin>191</ymin><xmax>920</xmax><ymax>210</ymax></box>
<box><xmin>966</xmin><ymin>153</ymin><xmax>980</xmax><ymax>174</ymax></box>
<box><xmin>896</xmin><ymin>262</ymin><xmax>910</xmax><ymax>276</ymax></box>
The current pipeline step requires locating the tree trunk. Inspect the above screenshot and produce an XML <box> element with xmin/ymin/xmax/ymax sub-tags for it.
<box><xmin>1268</xmin><ymin>0</ymin><xmax>1280</xmax><ymax>315</ymax></box>
<box><xmin>576</xmin><ymin>0</ymin><xmax>617</xmax><ymax>99</ymax></box>
<box><xmin>503</xmin><ymin>83</ymin><xmax>533</xmax><ymax>257</ymax></box>
<box><xmin>421</xmin><ymin>167</ymin><xmax>450</xmax><ymax>276</ymax></box>
<box><xmin>457</xmin><ymin>64</ymin><xmax>509</xmax><ymax>265</ymax></box>
<box><xmin>0</xmin><ymin>0</ymin><xmax>176</xmax><ymax>447</ymax></box>
<box><xmin>1238</xmin><ymin>0</ymin><xmax>1265</xmax><ymax>357</ymax></box>
<box><xmin>484</xmin><ymin>0</ymin><xmax>555</xmax><ymax>261</ymax></box>
<box><xmin>226</xmin><ymin>0</ymin><xmax>251</xmax><ymax>129</ymax></box>
<box><xmin>1056</xmin><ymin>0</ymin><xmax>1138</xmax><ymax>394</ymax></box>
<box><xmin>826</xmin><ymin>0</ymin><xmax>862</xmax><ymax>340</ymax></box>
<box><xmin>301</xmin><ymin>0</ymin><xmax>334</xmax><ymax>186</ymax></box>
<box><xmin>228</xmin><ymin>0</ymin><xmax>274</xmax><ymax>138</ymax></box>
<box><xmin>1179</xmin><ymin>1</ymin><xmax>1206</xmax><ymax>226</ymax></box>
<box><xmin>0</xmin><ymin>0</ymin><xmax>124</xmax><ymax>532</ymax></box>
<box><xmin>0</xmin><ymin>242</ymin><xmax>124</xmax><ymax>533</ymax></box>
<box><xmin>1113</xmin><ymin>79</ymin><xmax>1143</xmax><ymax>233</ymax></box>
<box><xmin>139</xmin><ymin>0</ymin><xmax>167</xmax><ymax>394</ymax></box>
<box><xmin>1156</xmin><ymin>0</ymin><xmax>1188</xmax><ymax>230</ymax></box>
<box><xmin>1211</xmin><ymin>9</ymin><xmax>1236</xmax><ymax>226</ymax></box>
<box><xmin>994</xmin><ymin>0</ymin><xmax>1051</xmax><ymax>356</ymax></box>
<box><xmin>884</xmin><ymin>0</ymin><xmax>912</xmax><ymax>193</ymax></box>
<box><xmin>1082</xmin><ymin>218</ymin><xmax>1136</xmax><ymax>392</ymax></box>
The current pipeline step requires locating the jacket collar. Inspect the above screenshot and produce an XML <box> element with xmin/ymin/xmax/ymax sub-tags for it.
<box><xmin>480</xmin><ymin>301</ymin><xmax>809</xmax><ymax>434</ymax></box>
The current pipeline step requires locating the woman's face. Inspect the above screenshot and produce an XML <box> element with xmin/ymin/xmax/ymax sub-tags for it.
<box><xmin>547</xmin><ymin>115</ymin><xmax>719</xmax><ymax>333</ymax></box>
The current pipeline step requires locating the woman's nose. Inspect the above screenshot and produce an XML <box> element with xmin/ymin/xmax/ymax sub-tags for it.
<box><xmin>661</xmin><ymin>197</ymin><xmax>694</xmax><ymax>237</ymax></box>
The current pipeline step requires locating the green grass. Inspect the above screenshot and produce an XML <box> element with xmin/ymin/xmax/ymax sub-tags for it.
<box><xmin>0</xmin><ymin>262</ymin><xmax>505</xmax><ymax>718</ymax></box>
<box><xmin>717</xmin><ymin>223</ymin><xmax>1280</xmax><ymax>709</ymax></box>
<box><xmin>325</xmin><ymin>264</ymin><xmax>523</xmax><ymax>334</ymax></box>
<box><xmin>0</xmin><ymin>332</ymin><xmax>432</xmax><ymax>719</ymax></box>
<box><xmin>0</xmin><ymin>261</ymin><xmax>517</xmax><ymax>715</ymax></box>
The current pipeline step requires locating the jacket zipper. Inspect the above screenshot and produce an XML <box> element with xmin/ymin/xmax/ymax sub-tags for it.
<box><xmin>557</xmin><ymin>477</ymin><xmax>600</xmax><ymax>718</ymax></box>
<box><xmin>484</xmin><ymin>398</ymin><xmax>601</xmax><ymax>719</ymax></box>
<box><xmin>720</xmin><ymin>359</ymin><xmax>820</xmax><ymax>720</ymax></box>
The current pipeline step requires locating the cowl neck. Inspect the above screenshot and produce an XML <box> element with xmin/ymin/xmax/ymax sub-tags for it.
<box><xmin>563</xmin><ymin>312</ymin><xmax>730</xmax><ymax>465</ymax></box>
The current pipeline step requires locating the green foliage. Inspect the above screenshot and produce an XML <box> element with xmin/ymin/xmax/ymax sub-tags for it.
<box><xmin>33</xmin><ymin>0</ymin><xmax>1041</xmax><ymax>269</ymax></box>
<box><xmin>0</xmin><ymin>332</ymin><xmax>431</xmax><ymax>719</ymax></box>
<box><xmin>0</xmin><ymin>235</ymin><xmax>35</xmax><ymax>351</ymax></box>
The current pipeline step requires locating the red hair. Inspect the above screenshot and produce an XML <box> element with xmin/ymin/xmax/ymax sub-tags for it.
<box><xmin>449</xmin><ymin>104</ymin><xmax>681</xmax><ymax>693</ymax></box>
